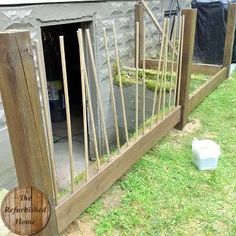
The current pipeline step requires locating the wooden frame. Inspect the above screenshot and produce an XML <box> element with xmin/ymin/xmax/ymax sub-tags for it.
<box><xmin>183</xmin><ymin>3</ymin><xmax>236</xmax><ymax>123</ymax></box>
<box><xmin>145</xmin><ymin>60</ymin><xmax>222</xmax><ymax>75</ymax></box>
<box><xmin>55</xmin><ymin>106</ymin><xmax>181</xmax><ymax>233</ymax></box>
<box><xmin>188</xmin><ymin>67</ymin><xmax>227</xmax><ymax>113</ymax></box>
<box><xmin>0</xmin><ymin>30</ymin><xmax>58</xmax><ymax>235</ymax></box>
<box><xmin>141</xmin><ymin>3</ymin><xmax>236</xmax><ymax>130</ymax></box>
<box><xmin>0</xmin><ymin>3</ymin><xmax>236</xmax><ymax>235</ymax></box>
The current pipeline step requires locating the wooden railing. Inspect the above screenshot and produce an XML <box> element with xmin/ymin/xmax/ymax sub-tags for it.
<box><xmin>0</xmin><ymin>2</ymin><xmax>235</xmax><ymax>235</ymax></box>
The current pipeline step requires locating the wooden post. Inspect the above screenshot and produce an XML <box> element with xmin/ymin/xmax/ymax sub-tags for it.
<box><xmin>0</xmin><ymin>31</ymin><xmax>58</xmax><ymax>235</ymax></box>
<box><xmin>223</xmin><ymin>3</ymin><xmax>236</xmax><ymax>77</ymax></box>
<box><xmin>176</xmin><ymin>9</ymin><xmax>197</xmax><ymax>130</ymax></box>
<box><xmin>135</xmin><ymin>3</ymin><xmax>144</xmax><ymax>66</ymax></box>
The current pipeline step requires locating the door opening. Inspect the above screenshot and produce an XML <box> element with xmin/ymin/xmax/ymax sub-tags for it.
<box><xmin>41</xmin><ymin>21</ymin><xmax>91</xmax><ymax>189</ymax></box>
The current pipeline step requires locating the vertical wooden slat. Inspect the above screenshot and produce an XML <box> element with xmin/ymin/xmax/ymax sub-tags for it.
<box><xmin>103</xmin><ymin>28</ymin><xmax>121</xmax><ymax>152</ymax></box>
<box><xmin>135</xmin><ymin>3</ymin><xmax>144</xmax><ymax>66</ymax></box>
<box><xmin>112</xmin><ymin>22</ymin><xmax>129</xmax><ymax>146</ymax></box>
<box><xmin>176</xmin><ymin>9</ymin><xmax>197</xmax><ymax>129</ymax></box>
<box><xmin>59</xmin><ymin>36</ymin><xmax>75</xmax><ymax>193</ymax></box>
<box><xmin>151</xmin><ymin>18</ymin><xmax>167</xmax><ymax>126</ymax></box>
<box><xmin>135</xmin><ymin>22</ymin><xmax>140</xmax><ymax>139</ymax></box>
<box><xmin>168</xmin><ymin>21</ymin><xmax>177</xmax><ymax>113</ymax></box>
<box><xmin>157</xmin><ymin>19</ymin><xmax>168</xmax><ymax>122</ymax></box>
<box><xmin>86</xmin><ymin>30</ymin><xmax>110</xmax><ymax>160</ymax></box>
<box><xmin>162</xmin><ymin>19</ymin><xmax>170</xmax><ymax>119</ymax></box>
<box><xmin>0</xmin><ymin>30</ymin><xmax>58</xmax><ymax>235</ymax></box>
<box><xmin>223</xmin><ymin>3</ymin><xmax>236</xmax><ymax>76</ymax></box>
<box><xmin>173</xmin><ymin>16</ymin><xmax>182</xmax><ymax>108</ymax></box>
<box><xmin>142</xmin><ymin>23</ymin><xmax>146</xmax><ymax>134</ymax></box>
<box><xmin>77</xmin><ymin>29</ymin><xmax>101</xmax><ymax>171</ymax></box>
<box><xmin>140</xmin><ymin>0</ymin><xmax>177</xmax><ymax>55</ymax></box>
<box><xmin>177</xmin><ymin>16</ymin><xmax>185</xmax><ymax>106</ymax></box>
<box><xmin>77</xmin><ymin>30</ymin><xmax>90</xmax><ymax>180</ymax></box>
<box><xmin>35</xmin><ymin>40</ymin><xmax>58</xmax><ymax>205</ymax></box>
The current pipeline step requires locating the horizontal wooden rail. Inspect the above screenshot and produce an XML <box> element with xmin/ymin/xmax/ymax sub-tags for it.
<box><xmin>144</xmin><ymin>59</ymin><xmax>222</xmax><ymax>75</ymax></box>
<box><xmin>55</xmin><ymin>106</ymin><xmax>181</xmax><ymax>233</ymax></box>
<box><xmin>188</xmin><ymin>67</ymin><xmax>227</xmax><ymax>113</ymax></box>
<box><xmin>191</xmin><ymin>63</ymin><xmax>222</xmax><ymax>75</ymax></box>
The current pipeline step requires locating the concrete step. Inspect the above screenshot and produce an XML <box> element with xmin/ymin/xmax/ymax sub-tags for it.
<box><xmin>0</xmin><ymin>165</ymin><xmax>17</xmax><ymax>190</ymax></box>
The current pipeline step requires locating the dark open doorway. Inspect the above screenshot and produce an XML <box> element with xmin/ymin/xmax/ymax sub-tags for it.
<box><xmin>41</xmin><ymin>21</ymin><xmax>91</xmax><ymax>189</ymax></box>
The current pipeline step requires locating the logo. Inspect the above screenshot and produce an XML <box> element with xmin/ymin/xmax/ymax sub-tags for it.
<box><xmin>1</xmin><ymin>186</ymin><xmax>51</xmax><ymax>235</ymax></box>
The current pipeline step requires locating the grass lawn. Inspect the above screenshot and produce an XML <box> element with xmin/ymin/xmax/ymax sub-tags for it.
<box><xmin>62</xmin><ymin>74</ymin><xmax>236</xmax><ymax>236</ymax></box>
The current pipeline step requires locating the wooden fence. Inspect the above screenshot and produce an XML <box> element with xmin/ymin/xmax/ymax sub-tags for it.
<box><xmin>0</xmin><ymin>3</ymin><xmax>235</xmax><ymax>235</ymax></box>
<box><xmin>140</xmin><ymin>3</ymin><xmax>236</xmax><ymax>129</ymax></box>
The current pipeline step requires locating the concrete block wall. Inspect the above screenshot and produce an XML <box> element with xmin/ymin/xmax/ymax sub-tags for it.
<box><xmin>0</xmin><ymin>0</ymin><xmax>191</xmax><ymax>153</ymax></box>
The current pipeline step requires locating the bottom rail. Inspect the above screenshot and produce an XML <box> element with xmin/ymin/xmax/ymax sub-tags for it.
<box><xmin>188</xmin><ymin>67</ymin><xmax>228</xmax><ymax>113</ymax></box>
<box><xmin>56</xmin><ymin>106</ymin><xmax>181</xmax><ymax>233</ymax></box>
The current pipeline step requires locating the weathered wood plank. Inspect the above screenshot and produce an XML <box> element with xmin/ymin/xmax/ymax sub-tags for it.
<box><xmin>176</xmin><ymin>9</ymin><xmax>197</xmax><ymax>129</ymax></box>
<box><xmin>56</xmin><ymin>106</ymin><xmax>181</xmax><ymax>233</ymax></box>
<box><xmin>223</xmin><ymin>3</ymin><xmax>236</xmax><ymax>76</ymax></box>
<box><xmin>188</xmin><ymin>67</ymin><xmax>227</xmax><ymax>113</ymax></box>
<box><xmin>145</xmin><ymin>59</ymin><xmax>222</xmax><ymax>75</ymax></box>
<box><xmin>0</xmin><ymin>30</ymin><xmax>58</xmax><ymax>235</ymax></box>
<box><xmin>135</xmin><ymin>3</ymin><xmax>144</xmax><ymax>66</ymax></box>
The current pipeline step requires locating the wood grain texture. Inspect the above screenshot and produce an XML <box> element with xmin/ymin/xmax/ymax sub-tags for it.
<box><xmin>0</xmin><ymin>30</ymin><xmax>58</xmax><ymax>235</ymax></box>
<box><xmin>135</xmin><ymin>3</ymin><xmax>144</xmax><ymax>67</ymax></box>
<box><xmin>188</xmin><ymin>67</ymin><xmax>227</xmax><ymax>113</ymax></box>
<box><xmin>56</xmin><ymin>107</ymin><xmax>181</xmax><ymax>233</ymax></box>
<box><xmin>35</xmin><ymin>40</ymin><xmax>58</xmax><ymax>205</ymax></box>
<box><xmin>175</xmin><ymin>9</ymin><xmax>197</xmax><ymax>130</ymax></box>
<box><xmin>1</xmin><ymin>187</ymin><xmax>50</xmax><ymax>235</ymax></box>
<box><xmin>223</xmin><ymin>3</ymin><xmax>236</xmax><ymax>76</ymax></box>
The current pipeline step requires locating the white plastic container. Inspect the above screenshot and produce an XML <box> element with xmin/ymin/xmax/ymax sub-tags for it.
<box><xmin>192</xmin><ymin>139</ymin><xmax>221</xmax><ymax>171</ymax></box>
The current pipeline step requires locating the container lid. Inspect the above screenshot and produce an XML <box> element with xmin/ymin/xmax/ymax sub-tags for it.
<box><xmin>192</xmin><ymin>139</ymin><xmax>221</xmax><ymax>159</ymax></box>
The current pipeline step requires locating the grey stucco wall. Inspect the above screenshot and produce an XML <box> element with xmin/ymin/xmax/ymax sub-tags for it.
<box><xmin>0</xmin><ymin>0</ymin><xmax>191</xmax><ymax>153</ymax></box>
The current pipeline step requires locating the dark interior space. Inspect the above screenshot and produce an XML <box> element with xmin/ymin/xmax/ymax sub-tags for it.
<box><xmin>41</xmin><ymin>22</ymin><xmax>83</xmax><ymax>125</ymax></box>
<box><xmin>41</xmin><ymin>21</ymin><xmax>86</xmax><ymax>145</ymax></box>
<box><xmin>41</xmin><ymin>22</ymin><xmax>93</xmax><ymax>188</ymax></box>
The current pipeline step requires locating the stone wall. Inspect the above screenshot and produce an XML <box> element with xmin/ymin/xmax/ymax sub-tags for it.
<box><xmin>0</xmin><ymin>0</ymin><xmax>191</xmax><ymax>151</ymax></box>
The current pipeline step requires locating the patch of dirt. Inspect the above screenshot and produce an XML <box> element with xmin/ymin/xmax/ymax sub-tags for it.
<box><xmin>103</xmin><ymin>188</ymin><xmax>124</xmax><ymax>210</ymax></box>
<box><xmin>60</xmin><ymin>216</ymin><xmax>96</xmax><ymax>236</ymax></box>
<box><xmin>60</xmin><ymin>188</ymin><xmax>124</xmax><ymax>236</ymax></box>
<box><xmin>203</xmin><ymin>132</ymin><xmax>217</xmax><ymax>139</ymax></box>
<box><xmin>171</xmin><ymin>118</ymin><xmax>201</xmax><ymax>138</ymax></box>
<box><xmin>183</xmin><ymin>118</ymin><xmax>201</xmax><ymax>134</ymax></box>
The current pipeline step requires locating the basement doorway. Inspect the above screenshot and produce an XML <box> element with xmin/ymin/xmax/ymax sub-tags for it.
<box><xmin>41</xmin><ymin>21</ymin><xmax>91</xmax><ymax>189</ymax></box>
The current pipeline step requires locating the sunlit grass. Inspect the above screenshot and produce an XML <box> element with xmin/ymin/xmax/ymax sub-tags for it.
<box><xmin>79</xmin><ymin>73</ymin><xmax>236</xmax><ymax>235</ymax></box>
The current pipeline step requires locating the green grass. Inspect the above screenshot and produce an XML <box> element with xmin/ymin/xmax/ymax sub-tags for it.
<box><xmin>190</xmin><ymin>74</ymin><xmax>210</xmax><ymax>94</ymax></box>
<box><xmin>78</xmin><ymin>73</ymin><xmax>236</xmax><ymax>235</ymax></box>
<box><xmin>114</xmin><ymin>66</ymin><xmax>209</xmax><ymax>95</ymax></box>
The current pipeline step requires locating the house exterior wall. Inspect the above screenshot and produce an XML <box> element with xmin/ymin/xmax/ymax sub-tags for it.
<box><xmin>0</xmin><ymin>0</ymin><xmax>190</xmax><ymax>152</ymax></box>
